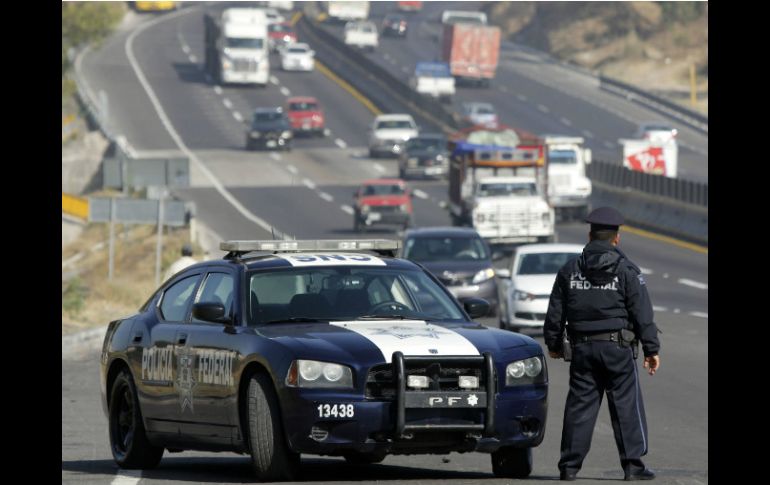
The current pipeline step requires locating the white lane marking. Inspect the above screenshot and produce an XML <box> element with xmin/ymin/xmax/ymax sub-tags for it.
<box><xmin>287</xmin><ymin>164</ymin><xmax>298</xmax><ymax>175</ymax></box>
<box><xmin>581</xmin><ymin>130</ymin><xmax>595</xmax><ymax>139</ymax></box>
<box><xmin>373</xmin><ymin>163</ymin><xmax>386</xmax><ymax>173</ymax></box>
<box><xmin>302</xmin><ymin>178</ymin><xmax>316</xmax><ymax>190</ymax></box>
<box><xmin>214</xmin><ymin>85</ymin><xmax>222</xmax><ymax>95</ymax></box>
<box><xmin>560</xmin><ymin>117</ymin><xmax>572</xmax><ymax>126</ymax></box>
<box><xmin>233</xmin><ymin>111</ymin><xmax>243</xmax><ymax>122</ymax></box>
<box><xmin>335</xmin><ymin>138</ymin><xmax>348</xmax><ymax>149</ymax></box>
<box><xmin>280</xmin><ymin>86</ymin><xmax>291</xmax><ymax>96</ymax></box>
<box><xmin>438</xmin><ymin>200</ymin><xmax>448</xmax><ymax>208</ymax></box>
<box><xmin>516</xmin><ymin>94</ymin><xmax>527</xmax><ymax>102</ymax></box>
<box><xmin>341</xmin><ymin>205</ymin><xmax>354</xmax><ymax>215</ymax></box>
<box><xmin>112</xmin><ymin>470</ymin><xmax>142</xmax><ymax>485</ymax></box>
<box><xmin>189</xmin><ymin>54</ymin><xmax>197</xmax><ymax>63</ymax></box>
<box><xmin>603</xmin><ymin>140</ymin><xmax>615</xmax><ymax>149</ymax></box>
<box><xmin>499</xmin><ymin>85</ymin><xmax>508</xmax><ymax>93</ymax></box>
<box><xmin>678</xmin><ymin>278</ymin><xmax>708</xmax><ymax>290</ymax></box>
<box><xmin>413</xmin><ymin>189</ymin><xmax>429</xmax><ymax>200</ymax></box>
<box><xmin>662</xmin><ymin>273</ymin><xmax>670</xmax><ymax>279</ymax></box>
<box><xmin>269</xmin><ymin>75</ymin><xmax>279</xmax><ymax>85</ymax></box>
<box><xmin>269</xmin><ymin>152</ymin><xmax>281</xmax><ymax>161</ymax></box>
<box><xmin>689</xmin><ymin>311</ymin><xmax>708</xmax><ymax>319</ymax></box>
<box><xmin>126</xmin><ymin>9</ymin><xmax>286</xmax><ymax>238</ymax></box>
<box><xmin>652</xmin><ymin>306</ymin><xmax>668</xmax><ymax>312</ymax></box>
<box><xmin>181</xmin><ymin>45</ymin><xmax>190</xmax><ymax>55</ymax></box>
<box><xmin>319</xmin><ymin>192</ymin><xmax>334</xmax><ymax>202</ymax></box>
<box><xmin>223</xmin><ymin>98</ymin><xmax>233</xmax><ymax>109</ymax></box>
<box><xmin>640</xmin><ymin>267</ymin><xmax>653</xmax><ymax>275</ymax></box>
<box><xmin>383</xmin><ymin>53</ymin><xmax>392</xmax><ymax>61</ymax></box>
<box><xmin>537</xmin><ymin>104</ymin><xmax>550</xmax><ymax>113</ymax></box>
<box><xmin>673</xmin><ymin>308</ymin><xmax>681</xmax><ymax>314</ymax></box>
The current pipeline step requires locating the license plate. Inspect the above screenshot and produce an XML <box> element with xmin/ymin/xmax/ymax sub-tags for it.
<box><xmin>404</xmin><ymin>391</ymin><xmax>487</xmax><ymax>408</ymax></box>
<box><xmin>317</xmin><ymin>403</ymin><xmax>355</xmax><ymax>418</ymax></box>
<box><xmin>266</xmin><ymin>140</ymin><xmax>277</xmax><ymax>147</ymax></box>
<box><xmin>303</xmin><ymin>122</ymin><xmax>311</xmax><ymax>129</ymax></box>
<box><xmin>425</xmin><ymin>167</ymin><xmax>443</xmax><ymax>175</ymax></box>
<box><xmin>367</xmin><ymin>212</ymin><xmax>382</xmax><ymax>221</ymax></box>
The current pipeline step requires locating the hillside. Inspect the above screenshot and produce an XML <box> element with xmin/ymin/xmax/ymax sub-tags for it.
<box><xmin>485</xmin><ymin>1</ymin><xmax>708</xmax><ymax>114</ymax></box>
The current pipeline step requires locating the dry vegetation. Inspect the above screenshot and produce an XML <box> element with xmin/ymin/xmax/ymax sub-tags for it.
<box><xmin>62</xmin><ymin>223</ymin><xmax>201</xmax><ymax>335</ymax></box>
<box><xmin>487</xmin><ymin>1</ymin><xmax>708</xmax><ymax>114</ymax></box>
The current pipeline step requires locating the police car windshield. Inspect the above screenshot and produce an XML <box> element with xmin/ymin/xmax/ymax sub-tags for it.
<box><xmin>549</xmin><ymin>149</ymin><xmax>577</xmax><ymax>165</ymax></box>
<box><xmin>517</xmin><ymin>252</ymin><xmax>580</xmax><ymax>275</ymax></box>
<box><xmin>363</xmin><ymin>184</ymin><xmax>405</xmax><ymax>196</ymax></box>
<box><xmin>226</xmin><ymin>38</ymin><xmax>264</xmax><ymax>49</ymax></box>
<box><xmin>248</xmin><ymin>266</ymin><xmax>466</xmax><ymax>324</ymax></box>
<box><xmin>478</xmin><ymin>182</ymin><xmax>537</xmax><ymax>197</ymax></box>
<box><xmin>403</xmin><ymin>236</ymin><xmax>489</xmax><ymax>262</ymax></box>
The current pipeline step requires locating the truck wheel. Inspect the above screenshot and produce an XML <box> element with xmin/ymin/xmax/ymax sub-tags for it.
<box><xmin>491</xmin><ymin>446</ymin><xmax>532</xmax><ymax>478</ymax></box>
<box><xmin>109</xmin><ymin>369</ymin><xmax>164</xmax><ymax>469</ymax></box>
<box><xmin>247</xmin><ymin>373</ymin><xmax>299</xmax><ymax>481</ymax></box>
<box><xmin>343</xmin><ymin>450</ymin><xmax>387</xmax><ymax>465</ymax></box>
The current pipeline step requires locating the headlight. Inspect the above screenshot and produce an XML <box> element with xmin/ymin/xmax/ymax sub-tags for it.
<box><xmin>361</xmin><ymin>205</ymin><xmax>370</xmax><ymax>214</ymax></box>
<box><xmin>514</xmin><ymin>290</ymin><xmax>535</xmax><ymax>301</ymax></box>
<box><xmin>506</xmin><ymin>356</ymin><xmax>546</xmax><ymax>386</ymax></box>
<box><xmin>281</xmin><ymin>130</ymin><xmax>293</xmax><ymax>138</ymax></box>
<box><xmin>472</xmin><ymin>268</ymin><xmax>495</xmax><ymax>284</ymax></box>
<box><xmin>399</xmin><ymin>203</ymin><xmax>409</xmax><ymax>212</ymax></box>
<box><xmin>250</xmin><ymin>131</ymin><xmax>261</xmax><ymax>138</ymax></box>
<box><xmin>311</xmin><ymin>114</ymin><xmax>322</xmax><ymax>122</ymax></box>
<box><xmin>286</xmin><ymin>359</ymin><xmax>353</xmax><ymax>388</ymax></box>
<box><xmin>435</xmin><ymin>154</ymin><xmax>445</xmax><ymax>162</ymax></box>
<box><xmin>222</xmin><ymin>58</ymin><xmax>232</xmax><ymax>70</ymax></box>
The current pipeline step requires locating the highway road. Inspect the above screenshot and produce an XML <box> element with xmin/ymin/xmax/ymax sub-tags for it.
<box><xmin>66</xmin><ymin>4</ymin><xmax>708</xmax><ymax>484</ymax></box>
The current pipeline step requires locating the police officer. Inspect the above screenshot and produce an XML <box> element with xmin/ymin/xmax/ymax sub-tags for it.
<box><xmin>543</xmin><ymin>207</ymin><xmax>660</xmax><ymax>481</ymax></box>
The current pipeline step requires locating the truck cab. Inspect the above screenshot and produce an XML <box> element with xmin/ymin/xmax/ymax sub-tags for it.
<box><xmin>206</xmin><ymin>8</ymin><xmax>270</xmax><ymax>86</ymax></box>
<box><xmin>410</xmin><ymin>62</ymin><xmax>455</xmax><ymax>103</ymax></box>
<box><xmin>543</xmin><ymin>136</ymin><xmax>592</xmax><ymax>221</ymax></box>
<box><xmin>344</xmin><ymin>21</ymin><xmax>379</xmax><ymax>51</ymax></box>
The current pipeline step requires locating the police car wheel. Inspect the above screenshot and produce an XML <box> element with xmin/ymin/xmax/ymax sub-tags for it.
<box><xmin>247</xmin><ymin>372</ymin><xmax>300</xmax><ymax>481</ymax></box>
<box><xmin>491</xmin><ymin>446</ymin><xmax>532</xmax><ymax>478</ymax></box>
<box><xmin>108</xmin><ymin>369</ymin><xmax>164</xmax><ymax>469</ymax></box>
<box><xmin>343</xmin><ymin>450</ymin><xmax>387</xmax><ymax>465</ymax></box>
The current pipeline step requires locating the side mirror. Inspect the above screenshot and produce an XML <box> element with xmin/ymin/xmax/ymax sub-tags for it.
<box><xmin>496</xmin><ymin>268</ymin><xmax>511</xmax><ymax>279</ymax></box>
<box><xmin>192</xmin><ymin>301</ymin><xmax>231</xmax><ymax>325</ymax></box>
<box><xmin>584</xmin><ymin>148</ymin><xmax>592</xmax><ymax>165</ymax></box>
<box><xmin>461</xmin><ymin>298</ymin><xmax>490</xmax><ymax>319</ymax></box>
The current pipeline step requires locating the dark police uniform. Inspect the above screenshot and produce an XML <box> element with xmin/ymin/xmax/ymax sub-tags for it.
<box><xmin>543</xmin><ymin>207</ymin><xmax>660</xmax><ymax>481</ymax></box>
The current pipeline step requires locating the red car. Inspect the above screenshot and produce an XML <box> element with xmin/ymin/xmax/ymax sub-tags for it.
<box><xmin>353</xmin><ymin>178</ymin><xmax>413</xmax><ymax>232</ymax></box>
<box><xmin>268</xmin><ymin>22</ymin><xmax>297</xmax><ymax>52</ymax></box>
<box><xmin>286</xmin><ymin>96</ymin><xmax>326</xmax><ymax>137</ymax></box>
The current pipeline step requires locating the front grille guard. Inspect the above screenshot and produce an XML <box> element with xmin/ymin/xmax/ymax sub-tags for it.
<box><xmin>393</xmin><ymin>351</ymin><xmax>495</xmax><ymax>438</ymax></box>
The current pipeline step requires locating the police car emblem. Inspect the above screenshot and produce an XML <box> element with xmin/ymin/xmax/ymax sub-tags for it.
<box><xmin>176</xmin><ymin>347</ymin><xmax>196</xmax><ymax>413</ymax></box>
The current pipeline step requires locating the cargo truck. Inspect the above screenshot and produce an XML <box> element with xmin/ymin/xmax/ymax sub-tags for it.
<box><xmin>441</xmin><ymin>22</ymin><xmax>500</xmax><ymax>87</ymax></box>
<box><xmin>204</xmin><ymin>8</ymin><xmax>270</xmax><ymax>86</ymax></box>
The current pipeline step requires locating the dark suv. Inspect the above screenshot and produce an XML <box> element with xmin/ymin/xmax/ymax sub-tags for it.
<box><xmin>246</xmin><ymin>107</ymin><xmax>293</xmax><ymax>151</ymax></box>
<box><xmin>402</xmin><ymin>227</ymin><xmax>498</xmax><ymax>316</ymax></box>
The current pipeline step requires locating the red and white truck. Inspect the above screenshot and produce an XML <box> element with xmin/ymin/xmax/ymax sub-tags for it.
<box><xmin>441</xmin><ymin>22</ymin><xmax>500</xmax><ymax>87</ymax></box>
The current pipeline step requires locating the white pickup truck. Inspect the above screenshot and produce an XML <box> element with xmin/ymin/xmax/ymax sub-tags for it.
<box><xmin>410</xmin><ymin>62</ymin><xmax>455</xmax><ymax>103</ymax></box>
<box><xmin>344</xmin><ymin>21</ymin><xmax>378</xmax><ymax>51</ymax></box>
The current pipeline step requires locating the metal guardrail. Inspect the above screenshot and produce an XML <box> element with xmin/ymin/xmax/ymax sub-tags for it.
<box><xmin>587</xmin><ymin>160</ymin><xmax>708</xmax><ymax>208</ymax></box>
<box><xmin>62</xmin><ymin>193</ymin><xmax>89</xmax><ymax>220</ymax></box>
<box><xmin>599</xmin><ymin>75</ymin><xmax>708</xmax><ymax>135</ymax></box>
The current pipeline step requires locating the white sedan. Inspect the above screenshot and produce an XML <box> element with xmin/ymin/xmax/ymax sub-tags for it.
<box><xmin>497</xmin><ymin>243</ymin><xmax>583</xmax><ymax>332</ymax></box>
<box><xmin>280</xmin><ymin>43</ymin><xmax>315</xmax><ymax>72</ymax></box>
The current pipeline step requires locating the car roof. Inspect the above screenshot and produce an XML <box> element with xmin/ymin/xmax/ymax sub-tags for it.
<box><xmin>254</xmin><ymin>107</ymin><xmax>284</xmax><ymax>114</ymax></box>
<box><xmin>236</xmin><ymin>253</ymin><xmax>420</xmax><ymax>271</ymax></box>
<box><xmin>361</xmin><ymin>178</ymin><xmax>406</xmax><ymax>185</ymax></box>
<box><xmin>514</xmin><ymin>243</ymin><xmax>584</xmax><ymax>255</ymax></box>
<box><xmin>287</xmin><ymin>95</ymin><xmax>318</xmax><ymax>103</ymax></box>
<box><xmin>375</xmin><ymin>114</ymin><xmax>415</xmax><ymax>121</ymax></box>
<box><xmin>405</xmin><ymin>226</ymin><xmax>481</xmax><ymax>238</ymax></box>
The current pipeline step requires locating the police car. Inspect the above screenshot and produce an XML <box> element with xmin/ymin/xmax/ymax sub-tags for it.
<box><xmin>100</xmin><ymin>239</ymin><xmax>547</xmax><ymax>480</ymax></box>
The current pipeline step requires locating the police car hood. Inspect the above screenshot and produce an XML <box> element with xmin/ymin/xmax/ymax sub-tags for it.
<box><xmin>579</xmin><ymin>240</ymin><xmax>622</xmax><ymax>285</ymax></box>
<box><xmin>256</xmin><ymin>320</ymin><xmax>535</xmax><ymax>365</ymax></box>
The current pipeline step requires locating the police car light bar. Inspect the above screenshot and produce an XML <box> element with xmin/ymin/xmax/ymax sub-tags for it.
<box><xmin>221</xmin><ymin>239</ymin><xmax>401</xmax><ymax>257</ymax></box>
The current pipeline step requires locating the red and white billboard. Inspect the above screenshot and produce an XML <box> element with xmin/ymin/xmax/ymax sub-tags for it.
<box><xmin>620</xmin><ymin>139</ymin><xmax>678</xmax><ymax>178</ymax></box>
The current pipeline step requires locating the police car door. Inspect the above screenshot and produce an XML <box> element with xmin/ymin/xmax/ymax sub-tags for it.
<box><xmin>138</xmin><ymin>271</ymin><xmax>203</xmax><ymax>436</ymax></box>
<box><xmin>177</xmin><ymin>268</ymin><xmax>239</xmax><ymax>444</ymax></box>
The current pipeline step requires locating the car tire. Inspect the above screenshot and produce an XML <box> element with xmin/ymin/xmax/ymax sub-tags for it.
<box><xmin>369</xmin><ymin>149</ymin><xmax>378</xmax><ymax>159</ymax></box>
<box><xmin>343</xmin><ymin>450</ymin><xmax>387</xmax><ymax>465</ymax></box>
<box><xmin>108</xmin><ymin>369</ymin><xmax>164</xmax><ymax>469</ymax></box>
<box><xmin>491</xmin><ymin>446</ymin><xmax>532</xmax><ymax>478</ymax></box>
<box><xmin>247</xmin><ymin>372</ymin><xmax>299</xmax><ymax>481</ymax></box>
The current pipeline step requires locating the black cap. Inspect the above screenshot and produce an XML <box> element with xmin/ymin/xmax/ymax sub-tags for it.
<box><xmin>585</xmin><ymin>207</ymin><xmax>624</xmax><ymax>230</ymax></box>
<box><xmin>182</xmin><ymin>244</ymin><xmax>193</xmax><ymax>256</ymax></box>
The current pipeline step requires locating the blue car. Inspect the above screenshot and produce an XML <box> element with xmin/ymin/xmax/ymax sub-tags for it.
<box><xmin>100</xmin><ymin>239</ymin><xmax>547</xmax><ymax>480</ymax></box>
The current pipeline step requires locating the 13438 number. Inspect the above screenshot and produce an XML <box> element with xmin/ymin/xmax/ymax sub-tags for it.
<box><xmin>317</xmin><ymin>403</ymin><xmax>354</xmax><ymax>418</ymax></box>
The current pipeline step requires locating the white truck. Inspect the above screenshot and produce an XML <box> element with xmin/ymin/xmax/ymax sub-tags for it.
<box><xmin>326</xmin><ymin>1</ymin><xmax>370</xmax><ymax>22</ymax></box>
<box><xmin>344</xmin><ymin>21</ymin><xmax>378</xmax><ymax>50</ymax></box>
<box><xmin>543</xmin><ymin>136</ymin><xmax>593</xmax><ymax>221</ymax></box>
<box><xmin>448</xmin><ymin>137</ymin><xmax>555</xmax><ymax>245</ymax></box>
<box><xmin>204</xmin><ymin>8</ymin><xmax>270</xmax><ymax>86</ymax></box>
<box><xmin>410</xmin><ymin>62</ymin><xmax>455</xmax><ymax>103</ymax></box>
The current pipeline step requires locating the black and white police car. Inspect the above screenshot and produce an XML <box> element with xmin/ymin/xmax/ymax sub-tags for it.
<box><xmin>100</xmin><ymin>239</ymin><xmax>548</xmax><ymax>480</ymax></box>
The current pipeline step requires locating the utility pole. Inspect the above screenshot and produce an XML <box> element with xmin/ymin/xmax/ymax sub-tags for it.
<box><xmin>155</xmin><ymin>193</ymin><xmax>165</xmax><ymax>287</ymax></box>
<box><xmin>690</xmin><ymin>63</ymin><xmax>697</xmax><ymax>107</ymax></box>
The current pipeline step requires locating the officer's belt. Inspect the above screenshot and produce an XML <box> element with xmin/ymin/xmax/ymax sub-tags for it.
<box><xmin>570</xmin><ymin>331</ymin><xmax>622</xmax><ymax>343</ymax></box>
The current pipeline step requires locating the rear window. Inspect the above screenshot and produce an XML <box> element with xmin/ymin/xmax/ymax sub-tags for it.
<box><xmin>253</xmin><ymin>112</ymin><xmax>283</xmax><ymax>122</ymax></box>
<box><xmin>289</xmin><ymin>102</ymin><xmax>318</xmax><ymax>111</ymax></box>
<box><xmin>362</xmin><ymin>184</ymin><xmax>405</xmax><ymax>196</ymax></box>
<box><xmin>403</xmin><ymin>236</ymin><xmax>490</xmax><ymax>262</ymax></box>
<box><xmin>376</xmin><ymin>120</ymin><xmax>414</xmax><ymax>129</ymax></box>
